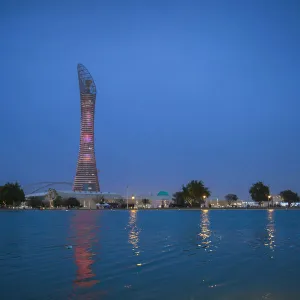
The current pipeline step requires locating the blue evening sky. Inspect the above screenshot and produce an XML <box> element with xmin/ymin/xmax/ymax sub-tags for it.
<box><xmin>1</xmin><ymin>0</ymin><xmax>300</xmax><ymax>199</ymax></box>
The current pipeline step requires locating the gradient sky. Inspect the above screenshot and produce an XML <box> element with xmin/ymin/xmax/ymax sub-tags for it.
<box><xmin>1</xmin><ymin>0</ymin><xmax>300</xmax><ymax>199</ymax></box>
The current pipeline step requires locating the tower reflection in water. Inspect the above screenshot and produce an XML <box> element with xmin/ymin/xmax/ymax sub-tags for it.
<box><xmin>198</xmin><ymin>210</ymin><xmax>212</xmax><ymax>250</ymax></box>
<box><xmin>71</xmin><ymin>212</ymin><xmax>99</xmax><ymax>288</ymax></box>
<box><xmin>265</xmin><ymin>210</ymin><xmax>275</xmax><ymax>251</ymax></box>
<box><xmin>128</xmin><ymin>210</ymin><xmax>140</xmax><ymax>257</ymax></box>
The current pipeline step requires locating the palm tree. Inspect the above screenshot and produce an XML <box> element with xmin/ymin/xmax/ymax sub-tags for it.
<box><xmin>172</xmin><ymin>192</ymin><xmax>185</xmax><ymax>207</ymax></box>
<box><xmin>182</xmin><ymin>180</ymin><xmax>211</xmax><ymax>208</ymax></box>
<box><xmin>142</xmin><ymin>199</ymin><xmax>150</xmax><ymax>207</ymax></box>
<box><xmin>182</xmin><ymin>185</ymin><xmax>192</xmax><ymax>206</ymax></box>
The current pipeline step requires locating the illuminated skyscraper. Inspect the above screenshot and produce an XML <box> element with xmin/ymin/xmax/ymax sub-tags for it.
<box><xmin>73</xmin><ymin>64</ymin><xmax>100</xmax><ymax>192</ymax></box>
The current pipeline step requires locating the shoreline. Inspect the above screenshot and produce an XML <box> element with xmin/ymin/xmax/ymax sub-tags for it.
<box><xmin>0</xmin><ymin>207</ymin><xmax>298</xmax><ymax>211</ymax></box>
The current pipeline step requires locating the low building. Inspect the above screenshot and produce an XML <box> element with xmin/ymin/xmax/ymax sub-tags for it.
<box><xmin>25</xmin><ymin>190</ymin><xmax>122</xmax><ymax>209</ymax></box>
<box><xmin>241</xmin><ymin>195</ymin><xmax>283</xmax><ymax>207</ymax></box>
<box><xmin>270</xmin><ymin>195</ymin><xmax>283</xmax><ymax>206</ymax></box>
<box><xmin>128</xmin><ymin>191</ymin><xmax>172</xmax><ymax>208</ymax></box>
<box><xmin>207</xmin><ymin>199</ymin><xmax>244</xmax><ymax>208</ymax></box>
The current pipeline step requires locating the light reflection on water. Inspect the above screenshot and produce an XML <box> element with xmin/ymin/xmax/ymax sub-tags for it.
<box><xmin>71</xmin><ymin>212</ymin><xmax>99</xmax><ymax>288</ymax></box>
<box><xmin>128</xmin><ymin>210</ymin><xmax>139</xmax><ymax>254</ymax></box>
<box><xmin>266</xmin><ymin>210</ymin><xmax>275</xmax><ymax>251</ymax></box>
<box><xmin>128</xmin><ymin>210</ymin><xmax>141</xmax><ymax>258</ymax></box>
<box><xmin>198</xmin><ymin>210</ymin><xmax>212</xmax><ymax>250</ymax></box>
<box><xmin>3</xmin><ymin>210</ymin><xmax>300</xmax><ymax>300</ymax></box>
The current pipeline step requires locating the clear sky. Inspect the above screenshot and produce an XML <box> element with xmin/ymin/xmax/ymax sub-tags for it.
<box><xmin>1</xmin><ymin>0</ymin><xmax>300</xmax><ymax>199</ymax></box>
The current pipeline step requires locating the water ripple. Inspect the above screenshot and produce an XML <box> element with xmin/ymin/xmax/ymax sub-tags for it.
<box><xmin>1</xmin><ymin>210</ymin><xmax>300</xmax><ymax>299</ymax></box>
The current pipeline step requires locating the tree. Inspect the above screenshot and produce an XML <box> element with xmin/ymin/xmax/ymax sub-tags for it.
<box><xmin>115</xmin><ymin>198</ymin><xmax>125</xmax><ymax>205</ymax></box>
<box><xmin>225</xmin><ymin>194</ymin><xmax>238</xmax><ymax>206</ymax></box>
<box><xmin>249</xmin><ymin>181</ymin><xmax>270</xmax><ymax>206</ymax></box>
<box><xmin>53</xmin><ymin>195</ymin><xmax>63</xmax><ymax>207</ymax></box>
<box><xmin>64</xmin><ymin>197</ymin><xmax>80</xmax><ymax>208</ymax></box>
<box><xmin>0</xmin><ymin>182</ymin><xmax>25</xmax><ymax>207</ymax></box>
<box><xmin>172</xmin><ymin>191</ymin><xmax>185</xmax><ymax>207</ymax></box>
<box><xmin>280</xmin><ymin>190</ymin><xmax>299</xmax><ymax>207</ymax></box>
<box><xmin>42</xmin><ymin>200</ymin><xmax>51</xmax><ymax>208</ymax></box>
<box><xmin>45</xmin><ymin>188</ymin><xmax>58</xmax><ymax>208</ymax></box>
<box><xmin>142</xmin><ymin>199</ymin><xmax>150</xmax><ymax>207</ymax></box>
<box><xmin>182</xmin><ymin>180</ymin><xmax>211</xmax><ymax>207</ymax></box>
<box><xmin>27</xmin><ymin>197</ymin><xmax>43</xmax><ymax>208</ymax></box>
<box><xmin>0</xmin><ymin>186</ymin><xmax>4</xmax><ymax>206</ymax></box>
<box><xmin>182</xmin><ymin>185</ymin><xmax>192</xmax><ymax>206</ymax></box>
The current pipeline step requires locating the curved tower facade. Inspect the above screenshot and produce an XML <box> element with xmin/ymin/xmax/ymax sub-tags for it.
<box><xmin>73</xmin><ymin>64</ymin><xmax>100</xmax><ymax>192</ymax></box>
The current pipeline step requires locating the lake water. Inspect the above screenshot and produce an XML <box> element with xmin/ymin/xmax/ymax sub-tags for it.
<box><xmin>1</xmin><ymin>210</ymin><xmax>300</xmax><ymax>300</ymax></box>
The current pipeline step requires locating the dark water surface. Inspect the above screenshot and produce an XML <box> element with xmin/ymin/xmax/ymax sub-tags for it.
<box><xmin>1</xmin><ymin>210</ymin><xmax>300</xmax><ymax>300</ymax></box>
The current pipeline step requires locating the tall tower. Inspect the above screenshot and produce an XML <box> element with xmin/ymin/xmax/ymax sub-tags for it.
<box><xmin>73</xmin><ymin>64</ymin><xmax>100</xmax><ymax>192</ymax></box>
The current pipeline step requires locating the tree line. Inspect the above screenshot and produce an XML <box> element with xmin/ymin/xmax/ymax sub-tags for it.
<box><xmin>0</xmin><ymin>182</ymin><xmax>80</xmax><ymax>208</ymax></box>
<box><xmin>0</xmin><ymin>182</ymin><xmax>152</xmax><ymax>209</ymax></box>
<box><xmin>1</xmin><ymin>180</ymin><xmax>299</xmax><ymax>209</ymax></box>
<box><xmin>28</xmin><ymin>196</ymin><xmax>81</xmax><ymax>208</ymax></box>
<box><xmin>172</xmin><ymin>180</ymin><xmax>300</xmax><ymax>208</ymax></box>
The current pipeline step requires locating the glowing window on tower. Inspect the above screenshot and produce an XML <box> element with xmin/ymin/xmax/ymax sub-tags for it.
<box><xmin>86</xmin><ymin>113</ymin><xmax>92</xmax><ymax>126</ymax></box>
<box><xmin>83</xmin><ymin>154</ymin><xmax>91</xmax><ymax>161</ymax></box>
<box><xmin>83</xmin><ymin>135</ymin><xmax>91</xmax><ymax>143</ymax></box>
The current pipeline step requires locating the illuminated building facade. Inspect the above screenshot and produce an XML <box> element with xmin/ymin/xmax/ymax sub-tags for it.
<box><xmin>73</xmin><ymin>64</ymin><xmax>100</xmax><ymax>192</ymax></box>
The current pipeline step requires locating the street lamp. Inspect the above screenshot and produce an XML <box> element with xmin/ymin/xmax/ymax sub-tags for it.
<box><xmin>126</xmin><ymin>185</ymin><xmax>128</xmax><ymax>210</ymax></box>
<box><xmin>203</xmin><ymin>195</ymin><xmax>207</xmax><ymax>209</ymax></box>
<box><xmin>268</xmin><ymin>195</ymin><xmax>272</xmax><ymax>208</ymax></box>
<box><xmin>132</xmin><ymin>196</ymin><xmax>135</xmax><ymax>209</ymax></box>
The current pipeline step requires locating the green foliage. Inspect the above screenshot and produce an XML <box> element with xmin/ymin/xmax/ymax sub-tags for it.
<box><xmin>182</xmin><ymin>180</ymin><xmax>211</xmax><ymax>207</ymax></box>
<box><xmin>0</xmin><ymin>182</ymin><xmax>25</xmax><ymax>207</ymax></box>
<box><xmin>115</xmin><ymin>198</ymin><xmax>125</xmax><ymax>205</ymax></box>
<box><xmin>249</xmin><ymin>181</ymin><xmax>270</xmax><ymax>205</ymax></box>
<box><xmin>142</xmin><ymin>199</ymin><xmax>150</xmax><ymax>206</ymax></box>
<box><xmin>225</xmin><ymin>194</ymin><xmax>238</xmax><ymax>206</ymax></box>
<box><xmin>53</xmin><ymin>196</ymin><xmax>63</xmax><ymax>207</ymax></box>
<box><xmin>42</xmin><ymin>200</ymin><xmax>51</xmax><ymax>208</ymax></box>
<box><xmin>172</xmin><ymin>192</ymin><xmax>185</xmax><ymax>206</ymax></box>
<box><xmin>280</xmin><ymin>190</ymin><xmax>299</xmax><ymax>207</ymax></box>
<box><xmin>28</xmin><ymin>197</ymin><xmax>43</xmax><ymax>208</ymax></box>
<box><xmin>64</xmin><ymin>197</ymin><xmax>80</xmax><ymax>208</ymax></box>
